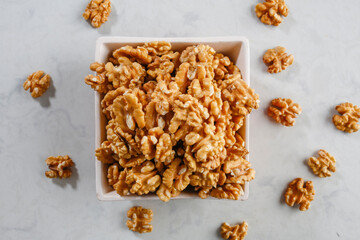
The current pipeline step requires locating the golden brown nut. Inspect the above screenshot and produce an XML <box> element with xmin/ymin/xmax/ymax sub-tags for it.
<box><xmin>23</xmin><ymin>71</ymin><xmax>50</xmax><ymax>98</ymax></box>
<box><xmin>221</xmin><ymin>222</ymin><xmax>248</xmax><ymax>240</ymax></box>
<box><xmin>127</xmin><ymin>206</ymin><xmax>153</xmax><ymax>233</ymax></box>
<box><xmin>284</xmin><ymin>178</ymin><xmax>315</xmax><ymax>211</ymax></box>
<box><xmin>113</xmin><ymin>45</ymin><xmax>152</xmax><ymax>65</ymax></box>
<box><xmin>144</xmin><ymin>41</ymin><xmax>172</xmax><ymax>56</ymax></box>
<box><xmin>84</xmin><ymin>62</ymin><xmax>113</xmax><ymax>93</ymax></box>
<box><xmin>263</xmin><ymin>46</ymin><xmax>294</xmax><ymax>73</ymax></box>
<box><xmin>255</xmin><ymin>0</ymin><xmax>288</xmax><ymax>26</ymax></box>
<box><xmin>332</xmin><ymin>102</ymin><xmax>360</xmax><ymax>133</ymax></box>
<box><xmin>83</xmin><ymin>0</ymin><xmax>111</xmax><ymax>28</ymax></box>
<box><xmin>45</xmin><ymin>155</ymin><xmax>74</xmax><ymax>179</ymax></box>
<box><xmin>95</xmin><ymin>140</ymin><xmax>115</xmax><ymax>163</ymax></box>
<box><xmin>308</xmin><ymin>150</ymin><xmax>336</xmax><ymax>178</ymax></box>
<box><xmin>268</xmin><ymin>98</ymin><xmax>301</xmax><ymax>126</ymax></box>
<box><xmin>210</xmin><ymin>183</ymin><xmax>244</xmax><ymax>200</ymax></box>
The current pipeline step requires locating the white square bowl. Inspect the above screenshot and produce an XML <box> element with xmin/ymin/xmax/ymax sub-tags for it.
<box><xmin>94</xmin><ymin>37</ymin><xmax>251</xmax><ymax>201</ymax></box>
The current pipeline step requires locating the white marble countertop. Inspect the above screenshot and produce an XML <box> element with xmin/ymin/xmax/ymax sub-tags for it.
<box><xmin>1</xmin><ymin>0</ymin><xmax>360</xmax><ymax>239</ymax></box>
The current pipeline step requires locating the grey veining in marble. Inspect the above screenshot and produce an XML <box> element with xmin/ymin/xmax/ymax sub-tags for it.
<box><xmin>0</xmin><ymin>0</ymin><xmax>360</xmax><ymax>239</ymax></box>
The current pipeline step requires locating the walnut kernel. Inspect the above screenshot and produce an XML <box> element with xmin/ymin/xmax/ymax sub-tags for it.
<box><xmin>23</xmin><ymin>71</ymin><xmax>50</xmax><ymax>98</ymax></box>
<box><xmin>221</xmin><ymin>221</ymin><xmax>248</xmax><ymax>240</ymax></box>
<box><xmin>284</xmin><ymin>178</ymin><xmax>315</xmax><ymax>211</ymax></box>
<box><xmin>255</xmin><ymin>0</ymin><xmax>288</xmax><ymax>26</ymax></box>
<box><xmin>268</xmin><ymin>98</ymin><xmax>301</xmax><ymax>126</ymax></box>
<box><xmin>127</xmin><ymin>206</ymin><xmax>153</xmax><ymax>233</ymax></box>
<box><xmin>332</xmin><ymin>102</ymin><xmax>360</xmax><ymax>133</ymax></box>
<box><xmin>45</xmin><ymin>155</ymin><xmax>74</xmax><ymax>179</ymax></box>
<box><xmin>83</xmin><ymin>0</ymin><xmax>111</xmax><ymax>28</ymax></box>
<box><xmin>263</xmin><ymin>46</ymin><xmax>294</xmax><ymax>73</ymax></box>
<box><xmin>308</xmin><ymin>150</ymin><xmax>336</xmax><ymax>178</ymax></box>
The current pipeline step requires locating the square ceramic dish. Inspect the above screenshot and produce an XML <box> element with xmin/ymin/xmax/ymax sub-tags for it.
<box><xmin>95</xmin><ymin>37</ymin><xmax>251</xmax><ymax>201</ymax></box>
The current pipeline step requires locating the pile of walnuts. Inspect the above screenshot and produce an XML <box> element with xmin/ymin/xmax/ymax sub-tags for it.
<box><xmin>85</xmin><ymin>41</ymin><xmax>259</xmax><ymax>201</ymax></box>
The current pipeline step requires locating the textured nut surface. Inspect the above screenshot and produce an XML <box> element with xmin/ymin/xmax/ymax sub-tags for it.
<box><xmin>308</xmin><ymin>150</ymin><xmax>336</xmax><ymax>177</ymax></box>
<box><xmin>45</xmin><ymin>155</ymin><xmax>74</xmax><ymax>179</ymax></box>
<box><xmin>268</xmin><ymin>98</ymin><xmax>301</xmax><ymax>126</ymax></box>
<box><xmin>263</xmin><ymin>46</ymin><xmax>294</xmax><ymax>73</ymax></box>
<box><xmin>23</xmin><ymin>71</ymin><xmax>50</xmax><ymax>98</ymax></box>
<box><xmin>332</xmin><ymin>102</ymin><xmax>360</xmax><ymax>133</ymax></box>
<box><xmin>284</xmin><ymin>178</ymin><xmax>315</xmax><ymax>211</ymax></box>
<box><xmin>255</xmin><ymin>0</ymin><xmax>288</xmax><ymax>26</ymax></box>
<box><xmin>127</xmin><ymin>206</ymin><xmax>153</xmax><ymax>233</ymax></box>
<box><xmin>221</xmin><ymin>222</ymin><xmax>248</xmax><ymax>240</ymax></box>
<box><xmin>85</xmin><ymin>42</ymin><xmax>258</xmax><ymax>201</ymax></box>
<box><xmin>83</xmin><ymin>0</ymin><xmax>111</xmax><ymax>28</ymax></box>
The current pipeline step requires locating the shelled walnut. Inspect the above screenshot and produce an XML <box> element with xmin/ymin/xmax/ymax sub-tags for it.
<box><xmin>268</xmin><ymin>98</ymin><xmax>301</xmax><ymax>126</ymax></box>
<box><xmin>284</xmin><ymin>178</ymin><xmax>315</xmax><ymax>211</ymax></box>
<box><xmin>23</xmin><ymin>70</ymin><xmax>50</xmax><ymax>98</ymax></box>
<box><xmin>85</xmin><ymin>42</ymin><xmax>259</xmax><ymax>201</ymax></box>
<box><xmin>255</xmin><ymin>0</ymin><xmax>288</xmax><ymax>26</ymax></box>
<box><xmin>308</xmin><ymin>150</ymin><xmax>336</xmax><ymax>178</ymax></box>
<box><xmin>221</xmin><ymin>222</ymin><xmax>248</xmax><ymax>240</ymax></box>
<box><xmin>332</xmin><ymin>102</ymin><xmax>360</xmax><ymax>133</ymax></box>
<box><xmin>45</xmin><ymin>155</ymin><xmax>74</xmax><ymax>179</ymax></box>
<box><xmin>126</xmin><ymin>206</ymin><xmax>153</xmax><ymax>233</ymax></box>
<box><xmin>83</xmin><ymin>0</ymin><xmax>111</xmax><ymax>28</ymax></box>
<box><xmin>263</xmin><ymin>46</ymin><xmax>294</xmax><ymax>73</ymax></box>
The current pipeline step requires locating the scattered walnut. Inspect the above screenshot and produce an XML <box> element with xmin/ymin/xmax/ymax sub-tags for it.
<box><xmin>221</xmin><ymin>222</ymin><xmax>248</xmax><ymax>240</ymax></box>
<box><xmin>255</xmin><ymin>0</ymin><xmax>288</xmax><ymax>26</ymax></box>
<box><xmin>85</xmin><ymin>42</ymin><xmax>258</xmax><ymax>201</ymax></box>
<box><xmin>45</xmin><ymin>155</ymin><xmax>74</xmax><ymax>179</ymax></box>
<box><xmin>23</xmin><ymin>71</ymin><xmax>50</xmax><ymax>98</ymax></box>
<box><xmin>127</xmin><ymin>206</ymin><xmax>153</xmax><ymax>233</ymax></box>
<box><xmin>263</xmin><ymin>46</ymin><xmax>294</xmax><ymax>73</ymax></box>
<box><xmin>284</xmin><ymin>178</ymin><xmax>315</xmax><ymax>211</ymax></box>
<box><xmin>308</xmin><ymin>150</ymin><xmax>336</xmax><ymax>178</ymax></box>
<box><xmin>332</xmin><ymin>102</ymin><xmax>360</xmax><ymax>133</ymax></box>
<box><xmin>83</xmin><ymin>0</ymin><xmax>111</xmax><ymax>28</ymax></box>
<box><xmin>268</xmin><ymin>98</ymin><xmax>301</xmax><ymax>126</ymax></box>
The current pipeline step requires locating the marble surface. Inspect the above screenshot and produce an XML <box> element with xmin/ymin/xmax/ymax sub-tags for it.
<box><xmin>1</xmin><ymin>0</ymin><xmax>360</xmax><ymax>239</ymax></box>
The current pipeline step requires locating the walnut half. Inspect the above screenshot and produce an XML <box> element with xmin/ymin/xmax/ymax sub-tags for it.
<box><xmin>263</xmin><ymin>46</ymin><xmax>294</xmax><ymax>73</ymax></box>
<box><xmin>126</xmin><ymin>206</ymin><xmax>153</xmax><ymax>233</ymax></box>
<box><xmin>284</xmin><ymin>178</ymin><xmax>315</xmax><ymax>211</ymax></box>
<box><xmin>255</xmin><ymin>0</ymin><xmax>288</xmax><ymax>26</ymax></box>
<box><xmin>83</xmin><ymin>0</ymin><xmax>111</xmax><ymax>28</ymax></box>
<box><xmin>268</xmin><ymin>98</ymin><xmax>301</xmax><ymax>126</ymax></box>
<box><xmin>308</xmin><ymin>149</ymin><xmax>336</xmax><ymax>178</ymax></box>
<box><xmin>221</xmin><ymin>222</ymin><xmax>248</xmax><ymax>240</ymax></box>
<box><xmin>23</xmin><ymin>70</ymin><xmax>50</xmax><ymax>98</ymax></box>
<box><xmin>45</xmin><ymin>155</ymin><xmax>74</xmax><ymax>179</ymax></box>
<box><xmin>332</xmin><ymin>102</ymin><xmax>360</xmax><ymax>133</ymax></box>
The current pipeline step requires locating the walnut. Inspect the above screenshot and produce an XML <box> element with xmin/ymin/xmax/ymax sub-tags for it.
<box><xmin>268</xmin><ymin>98</ymin><xmax>301</xmax><ymax>126</ymax></box>
<box><xmin>106</xmin><ymin>120</ymin><xmax>131</xmax><ymax>159</ymax></box>
<box><xmin>263</xmin><ymin>46</ymin><xmax>294</xmax><ymax>73</ymax></box>
<box><xmin>308</xmin><ymin>150</ymin><xmax>336</xmax><ymax>178</ymax></box>
<box><xmin>221</xmin><ymin>222</ymin><xmax>248</xmax><ymax>240</ymax></box>
<box><xmin>284</xmin><ymin>178</ymin><xmax>315</xmax><ymax>211</ymax></box>
<box><xmin>147</xmin><ymin>52</ymin><xmax>179</xmax><ymax>81</ymax></box>
<box><xmin>113</xmin><ymin>168</ymin><xmax>131</xmax><ymax>196</ymax></box>
<box><xmin>140</xmin><ymin>127</ymin><xmax>164</xmax><ymax>160</ymax></box>
<box><xmin>84</xmin><ymin>62</ymin><xmax>113</xmax><ymax>93</ymax></box>
<box><xmin>83</xmin><ymin>0</ymin><xmax>111</xmax><ymax>28</ymax></box>
<box><xmin>113</xmin><ymin>45</ymin><xmax>152</xmax><ymax>65</ymax></box>
<box><xmin>210</xmin><ymin>183</ymin><xmax>244</xmax><ymax>200</ymax></box>
<box><xmin>45</xmin><ymin>155</ymin><xmax>74</xmax><ymax>179</ymax></box>
<box><xmin>125</xmin><ymin>161</ymin><xmax>161</xmax><ymax>195</ymax></box>
<box><xmin>95</xmin><ymin>140</ymin><xmax>115</xmax><ymax>163</ymax></box>
<box><xmin>220</xmin><ymin>74</ymin><xmax>259</xmax><ymax>116</ymax></box>
<box><xmin>107</xmin><ymin>163</ymin><xmax>120</xmax><ymax>186</ymax></box>
<box><xmin>23</xmin><ymin>71</ymin><xmax>50</xmax><ymax>98</ymax></box>
<box><xmin>144</xmin><ymin>41</ymin><xmax>172</xmax><ymax>56</ymax></box>
<box><xmin>112</xmin><ymin>92</ymin><xmax>146</xmax><ymax>131</ymax></box>
<box><xmin>155</xmin><ymin>133</ymin><xmax>175</xmax><ymax>164</ymax></box>
<box><xmin>127</xmin><ymin>206</ymin><xmax>153</xmax><ymax>233</ymax></box>
<box><xmin>180</xmin><ymin>44</ymin><xmax>216</xmax><ymax>66</ymax></box>
<box><xmin>213</xmin><ymin>53</ymin><xmax>241</xmax><ymax>80</ymax></box>
<box><xmin>156</xmin><ymin>183</ymin><xmax>181</xmax><ymax>202</ymax></box>
<box><xmin>105</xmin><ymin>61</ymin><xmax>145</xmax><ymax>89</ymax></box>
<box><xmin>101</xmin><ymin>87</ymin><xmax>127</xmax><ymax>119</ymax></box>
<box><xmin>332</xmin><ymin>102</ymin><xmax>360</xmax><ymax>133</ymax></box>
<box><xmin>190</xmin><ymin>170</ymin><xmax>219</xmax><ymax>188</ymax></box>
<box><xmin>162</xmin><ymin>158</ymin><xmax>192</xmax><ymax>191</ymax></box>
<box><xmin>255</xmin><ymin>0</ymin><xmax>288</xmax><ymax>26</ymax></box>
